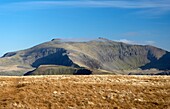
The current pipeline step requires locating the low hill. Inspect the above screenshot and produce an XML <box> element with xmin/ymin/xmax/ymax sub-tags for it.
<box><xmin>24</xmin><ymin>65</ymin><xmax>92</xmax><ymax>76</ymax></box>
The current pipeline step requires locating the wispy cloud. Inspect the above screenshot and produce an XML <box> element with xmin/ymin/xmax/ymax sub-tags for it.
<box><xmin>52</xmin><ymin>37</ymin><xmax>94</xmax><ymax>42</ymax></box>
<box><xmin>1</xmin><ymin>0</ymin><xmax>170</xmax><ymax>10</ymax></box>
<box><xmin>0</xmin><ymin>0</ymin><xmax>170</xmax><ymax>17</ymax></box>
<box><xmin>145</xmin><ymin>41</ymin><xmax>156</xmax><ymax>45</ymax></box>
<box><xmin>116</xmin><ymin>39</ymin><xmax>137</xmax><ymax>45</ymax></box>
<box><xmin>51</xmin><ymin>38</ymin><xmax>156</xmax><ymax>46</ymax></box>
<box><xmin>116</xmin><ymin>39</ymin><xmax>156</xmax><ymax>45</ymax></box>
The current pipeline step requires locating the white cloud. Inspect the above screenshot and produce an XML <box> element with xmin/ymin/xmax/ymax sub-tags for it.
<box><xmin>145</xmin><ymin>41</ymin><xmax>156</xmax><ymax>45</ymax></box>
<box><xmin>116</xmin><ymin>39</ymin><xmax>137</xmax><ymax>44</ymax></box>
<box><xmin>54</xmin><ymin>37</ymin><xmax>94</xmax><ymax>42</ymax></box>
<box><xmin>116</xmin><ymin>39</ymin><xmax>156</xmax><ymax>45</ymax></box>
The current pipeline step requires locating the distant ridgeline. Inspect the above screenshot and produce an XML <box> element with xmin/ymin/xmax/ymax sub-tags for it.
<box><xmin>0</xmin><ymin>38</ymin><xmax>170</xmax><ymax>76</ymax></box>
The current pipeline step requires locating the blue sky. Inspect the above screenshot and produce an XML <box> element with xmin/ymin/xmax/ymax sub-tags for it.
<box><xmin>0</xmin><ymin>0</ymin><xmax>170</xmax><ymax>56</ymax></box>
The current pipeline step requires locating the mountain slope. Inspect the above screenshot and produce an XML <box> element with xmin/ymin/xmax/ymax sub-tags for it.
<box><xmin>0</xmin><ymin>38</ymin><xmax>169</xmax><ymax>75</ymax></box>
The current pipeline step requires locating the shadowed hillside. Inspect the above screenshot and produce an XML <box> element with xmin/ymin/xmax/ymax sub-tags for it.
<box><xmin>24</xmin><ymin>65</ymin><xmax>92</xmax><ymax>76</ymax></box>
<box><xmin>141</xmin><ymin>52</ymin><xmax>170</xmax><ymax>70</ymax></box>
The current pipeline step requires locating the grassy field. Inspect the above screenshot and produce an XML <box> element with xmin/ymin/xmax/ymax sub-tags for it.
<box><xmin>0</xmin><ymin>75</ymin><xmax>169</xmax><ymax>109</ymax></box>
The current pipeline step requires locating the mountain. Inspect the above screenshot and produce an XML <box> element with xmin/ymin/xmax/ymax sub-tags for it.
<box><xmin>0</xmin><ymin>38</ymin><xmax>169</xmax><ymax>75</ymax></box>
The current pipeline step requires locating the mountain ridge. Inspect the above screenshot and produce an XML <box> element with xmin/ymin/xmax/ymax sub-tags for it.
<box><xmin>0</xmin><ymin>38</ymin><xmax>169</xmax><ymax>75</ymax></box>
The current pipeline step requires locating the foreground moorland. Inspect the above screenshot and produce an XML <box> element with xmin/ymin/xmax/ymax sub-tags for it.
<box><xmin>0</xmin><ymin>75</ymin><xmax>169</xmax><ymax>109</ymax></box>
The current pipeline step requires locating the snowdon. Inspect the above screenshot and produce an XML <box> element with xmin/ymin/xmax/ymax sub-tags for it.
<box><xmin>0</xmin><ymin>38</ymin><xmax>169</xmax><ymax>76</ymax></box>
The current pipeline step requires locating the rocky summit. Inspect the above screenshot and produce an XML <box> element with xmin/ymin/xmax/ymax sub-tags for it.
<box><xmin>0</xmin><ymin>38</ymin><xmax>170</xmax><ymax>76</ymax></box>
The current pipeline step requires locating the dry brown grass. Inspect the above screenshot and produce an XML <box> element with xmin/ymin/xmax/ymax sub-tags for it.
<box><xmin>0</xmin><ymin>75</ymin><xmax>169</xmax><ymax>109</ymax></box>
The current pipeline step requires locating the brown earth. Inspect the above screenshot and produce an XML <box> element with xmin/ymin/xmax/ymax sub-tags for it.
<box><xmin>0</xmin><ymin>75</ymin><xmax>169</xmax><ymax>109</ymax></box>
